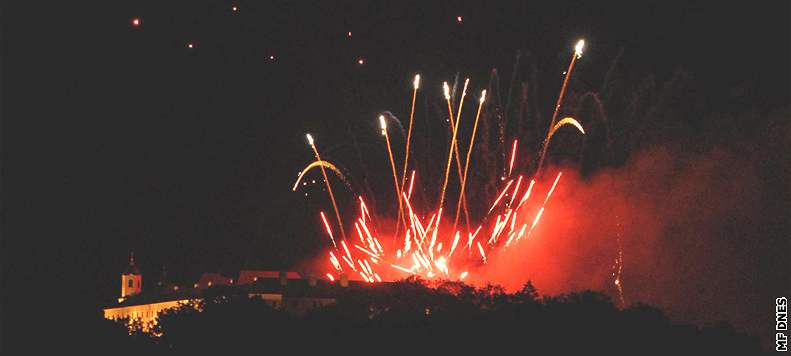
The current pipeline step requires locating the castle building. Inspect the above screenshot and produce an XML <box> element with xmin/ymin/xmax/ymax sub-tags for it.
<box><xmin>103</xmin><ymin>255</ymin><xmax>361</xmax><ymax>331</ymax></box>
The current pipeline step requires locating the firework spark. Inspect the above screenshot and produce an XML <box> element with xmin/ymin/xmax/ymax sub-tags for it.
<box><xmin>508</xmin><ymin>139</ymin><xmax>518</xmax><ymax>177</ymax></box>
<box><xmin>543</xmin><ymin>172</ymin><xmax>562</xmax><ymax>205</ymax></box>
<box><xmin>320</xmin><ymin>211</ymin><xmax>337</xmax><ymax>249</ymax></box>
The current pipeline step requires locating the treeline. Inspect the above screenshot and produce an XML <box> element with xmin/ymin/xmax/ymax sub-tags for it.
<box><xmin>92</xmin><ymin>279</ymin><xmax>766</xmax><ymax>355</ymax></box>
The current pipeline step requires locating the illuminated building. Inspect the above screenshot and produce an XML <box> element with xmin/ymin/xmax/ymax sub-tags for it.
<box><xmin>103</xmin><ymin>256</ymin><xmax>364</xmax><ymax>331</ymax></box>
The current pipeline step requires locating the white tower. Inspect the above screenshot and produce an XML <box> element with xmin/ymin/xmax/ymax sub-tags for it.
<box><xmin>120</xmin><ymin>252</ymin><xmax>142</xmax><ymax>302</ymax></box>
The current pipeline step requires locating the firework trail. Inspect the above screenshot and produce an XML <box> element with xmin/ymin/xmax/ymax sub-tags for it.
<box><xmin>437</xmin><ymin>79</ymin><xmax>468</xmax><ymax>215</ymax></box>
<box><xmin>443</xmin><ymin>81</ymin><xmax>472</xmax><ymax>230</ymax></box>
<box><xmin>537</xmin><ymin>40</ymin><xmax>585</xmax><ymax>174</ymax></box>
<box><xmin>319</xmin><ymin>211</ymin><xmax>337</xmax><ymax>249</ymax></box>
<box><xmin>452</xmin><ymin>89</ymin><xmax>486</xmax><ymax>236</ymax></box>
<box><xmin>305</xmin><ymin>134</ymin><xmax>346</xmax><ymax>241</ymax></box>
<box><xmin>502</xmin><ymin>52</ymin><xmax>521</xmax><ymax>178</ymax></box>
<box><xmin>508</xmin><ymin>139</ymin><xmax>518</xmax><ymax>177</ymax></box>
<box><xmin>380</xmin><ymin>115</ymin><xmax>407</xmax><ymax>234</ymax></box>
<box><xmin>613</xmin><ymin>215</ymin><xmax>626</xmax><ymax>308</ymax></box>
<box><xmin>399</xmin><ymin>74</ymin><xmax>420</xmax><ymax>207</ymax></box>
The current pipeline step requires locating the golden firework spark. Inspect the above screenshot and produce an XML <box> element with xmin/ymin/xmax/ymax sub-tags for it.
<box><xmin>292</xmin><ymin>160</ymin><xmax>349</xmax><ymax>192</ymax></box>
<box><xmin>442</xmin><ymin>81</ymin><xmax>472</xmax><ymax>230</ymax></box>
<box><xmin>452</xmin><ymin>89</ymin><xmax>486</xmax><ymax>235</ymax></box>
<box><xmin>438</xmin><ymin>79</ymin><xmax>469</xmax><ymax>218</ymax></box>
<box><xmin>575</xmin><ymin>39</ymin><xmax>585</xmax><ymax>59</ymax></box>
<box><xmin>399</xmin><ymin>74</ymin><xmax>420</xmax><ymax>207</ymax></box>
<box><xmin>380</xmin><ymin>115</ymin><xmax>408</xmax><ymax>233</ymax></box>
<box><xmin>537</xmin><ymin>39</ymin><xmax>585</xmax><ymax>174</ymax></box>
<box><xmin>547</xmin><ymin>116</ymin><xmax>586</xmax><ymax>141</ymax></box>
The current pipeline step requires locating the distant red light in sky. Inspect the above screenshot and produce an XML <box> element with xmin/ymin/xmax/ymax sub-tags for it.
<box><xmin>357</xmin><ymin>58</ymin><xmax>365</xmax><ymax>65</ymax></box>
<box><xmin>347</xmin><ymin>31</ymin><xmax>352</xmax><ymax>37</ymax></box>
<box><xmin>232</xmin><ymin>5</ymin><xmax>238</xmax><ymax>12</ymax></box>
<box><xmin>457</xmin><ymin>16</ymin><xmax>463</xmax><ymax>23</ymax></box>
<box><xmin>186</xmin><ymin>42</ymin><xmax>194</xmax><ymax>49</ymax></box>
<box><xmin>270</xmin><ymin>55</ymin><xmax>275</xmax><ymax>60</ymax></box>
<box><xmin>131</xmin><ymin>17</ymin><xmax>141</xmax><ymax>27</ymax></box>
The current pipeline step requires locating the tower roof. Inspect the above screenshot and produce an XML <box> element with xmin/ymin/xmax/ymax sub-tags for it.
<box><xmin>124</xmin><ymin>252</ymin><xmax>141</xmax><ymax>275</ymax></box>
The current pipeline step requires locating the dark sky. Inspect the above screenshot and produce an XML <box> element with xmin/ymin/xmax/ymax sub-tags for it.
<box><xmin>3</xmin><ymin>0</ymin><xmax>789</xmax><ymax>348</ymax></box>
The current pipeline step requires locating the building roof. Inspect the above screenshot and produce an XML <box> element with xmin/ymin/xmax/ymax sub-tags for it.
<box><xmin>124</xmin><ymin>253</ymin><xmax>141</xmax><ymax>275</ymax></box>
<box><xmin>237</xmin><ymin>270</ymin><xmax>301</xmax><ymax>285</ymax></box>
<box><xmin>195</xmin><ymin>273</ymin><xmax>234</xmax><ymax>289</ymax></box>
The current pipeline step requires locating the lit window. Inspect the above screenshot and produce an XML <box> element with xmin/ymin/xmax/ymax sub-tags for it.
<box><xmin>128</xmin><ymin>280</ymin><xmax>133</xmax><ymax>288</ymax></box>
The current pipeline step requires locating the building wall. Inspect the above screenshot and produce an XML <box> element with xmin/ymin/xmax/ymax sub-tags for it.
<box><xmin>104</xmin><ymin>293</ymin><xmax>338</xmax><ymax>332</ymax></box>
<box><xmin>121</xmin><ymin>273</ymin><xmax>141</xmax><ymax>298</ymax></box>
<box><xmin>104</xmin><ymin>299</ymin><xmax>192</xmax><ymax>331</ymax></box>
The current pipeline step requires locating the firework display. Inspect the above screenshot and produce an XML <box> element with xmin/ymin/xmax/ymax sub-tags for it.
<box><xmin>293</xmin><ymin>40</ymin><xmax>619</xmax><ymax>297</ymax></box>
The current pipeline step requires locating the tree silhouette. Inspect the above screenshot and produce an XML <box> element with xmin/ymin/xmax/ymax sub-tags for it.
<box><xmin>102</xmin><ymin>280</ymin><xmax>765</xmax><ymax>354</ymax></box>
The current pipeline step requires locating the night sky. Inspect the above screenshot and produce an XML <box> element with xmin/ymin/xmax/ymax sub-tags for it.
<box><xmin>3</xmin><ymin>0</ymin><xmax>789</xmax><ymax>349</ymax></box>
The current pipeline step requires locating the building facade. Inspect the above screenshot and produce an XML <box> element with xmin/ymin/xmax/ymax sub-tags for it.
<box><xmin>103</xmin><ymin>257</ymin><xmax>357</xmax><ymax>331</ymax></box>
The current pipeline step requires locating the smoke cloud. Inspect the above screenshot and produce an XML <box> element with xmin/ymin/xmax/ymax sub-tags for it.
<box><xmin>476</xmin><ymin>143</ymin><xmax>786</xmax><ymax>341</ymax></box>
